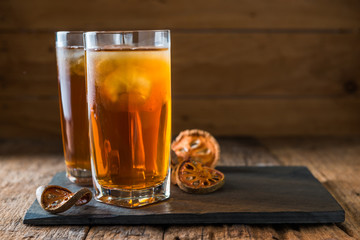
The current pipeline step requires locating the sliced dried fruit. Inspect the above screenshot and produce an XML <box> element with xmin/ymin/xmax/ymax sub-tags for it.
<box><xmin>36</xmin><ymin>185</ymin><xmax>92</xmax><ymax>214</ymax></box>
<box><xmin>171</xmin><ymin>129</ymin><xmax>220</xmax><ymax>168</ymax></box>
<box><xmin>176</xmin><ymin>160</ymin><xmax>225</xmax><ymax>194</ymax></box>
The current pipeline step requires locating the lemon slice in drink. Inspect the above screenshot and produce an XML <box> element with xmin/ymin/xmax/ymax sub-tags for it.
<box><xmin>103</xmin><ymin>69</ymin><xmax>151</xmax><ymax>102</ymax></box>
<box><xmin>101</xmin><ymin>67</ymin><xmax>151</xmax><ymax>110</ymax></box>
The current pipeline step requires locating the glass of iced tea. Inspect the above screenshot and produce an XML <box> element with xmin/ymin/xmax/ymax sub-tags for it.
<box><xmin>84</xmin><ymin>30</ymin><xmax>171</xmax><ymax>208</ymax></box>
<box><xmin>56</xmin><ymin>31</ymin><xmax>92</xmax><ymax>185</ymax></box>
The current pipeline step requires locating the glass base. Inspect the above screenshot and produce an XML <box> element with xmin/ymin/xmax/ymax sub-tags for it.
<box><xmin>93</xmin><ymin>173</ymin><xmax>170</xmax><ymax>208</ymax></box>
<box><xmin>66</xmin><ymin>167</ymin><xmax>92</xmax><ymax>185</ymax></box>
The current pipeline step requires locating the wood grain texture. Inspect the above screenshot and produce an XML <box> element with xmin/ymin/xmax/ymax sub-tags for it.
<box><xmin>86</xmin><ymin>226</ymin><xmax>163</xmax><ymax>239</ymax></box>
<box><xmin>1</xmin><ymin>31</ymin><xmax>360</xmax><ymax>138</ymax></box>
<box><xmin>217</xmin><ymin>138</ymin><xmax>279</xmax><ymax>166</ymax></box>
<box><xmin>0</xmin><ymin>99</ymin><xmax>60</xmax><ymax>139</ymax></box>
<box><xmin>0</xmin><ymin>141</ymin><xmax>87</xmax><ymax>240</ymax></box>
<box><xmin>1</xmin><ymin>138</ymin><xmax>358</xmax><ymax>239</ymax></box>
<box><xmin>260</xmin><ymin>137</ymin><xmax>360</xmax><ymax>239</ymax></box>
<box><xmin>172</xmin><ymin>32</ymin><xmax>360</xmax><ymax>97</ymax></box>
<box><xmin>2</xmin><ymin>97</ymin><xmax>360</xmax><ymax>138</ymax></box>
<box><xmin>1</xmin><ymin>32</ymin><xmax>360</xmax><ymax>98</ymax></box>
<box><xmin>163</xmin><ymin>224</ymin><xmax>355</xmax><ymax>240</ymax></box>
<box><xmin>1</xmin><ymin>10</ymin><xmax>360</xmax><ymax>139</ymax></box>
<box><xmin>173</xmin><ymin>98</ymin><xmax>360</xmax><ymax>136</ymax></box>
<box><xmin>1</xmin><ymin>0</ymin><xmax>359</xmax><ymax>30</ymax></box>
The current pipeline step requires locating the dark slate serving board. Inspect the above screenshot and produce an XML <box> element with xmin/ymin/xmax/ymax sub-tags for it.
<box><xmin>23</xmin><ymin>167</ymin><xmax>344</xmax><ymax>225</ymax></box>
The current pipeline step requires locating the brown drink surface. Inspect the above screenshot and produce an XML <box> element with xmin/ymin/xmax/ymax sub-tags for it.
<box><xmin>87</xmin><ymin>47</ymin><xmax>171</xmax><ymax>190</ymax></box>
<box><xmin>56</xmin><ymin>47</ymin><xmax>91</xmax><ymax>171</ymax></box>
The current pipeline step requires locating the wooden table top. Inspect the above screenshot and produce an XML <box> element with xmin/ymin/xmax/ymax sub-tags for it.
<box><xmin>0</xmin><ymin>137</ymin><xmax>359</xmax><ymax>239</ymax></box>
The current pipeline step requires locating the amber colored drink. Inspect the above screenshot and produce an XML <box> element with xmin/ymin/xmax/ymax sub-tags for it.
<box><xmin>87</xmin><ymin>47</ymin><xmax>171</xmax><ymax>190</ymax></box>
<box><xmin>56</xmin><ymin>46</ymin><xmax>91</xmax><ymax>183</ymax></box>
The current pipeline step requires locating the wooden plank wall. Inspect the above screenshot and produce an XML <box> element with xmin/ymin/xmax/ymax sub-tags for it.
<box><xmin>0</xmin><ymin>0</ymin><xmax>360</xmax><ymax>138</ymax></box>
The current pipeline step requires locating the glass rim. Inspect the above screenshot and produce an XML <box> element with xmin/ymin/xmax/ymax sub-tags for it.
<box><xmin>56</xmin><ymin>30</ymin><xmax>86</xmax><ymax>33</ymax></box>
<box><xmin>84</xmin><ymin>29</ymin><xmax>170</xmax><ymax>35</ymax></box>
<box><xmin>56</xmin><ymin>31</ymin><xmax>84</xmax><ymax>47</ymax></box>
<box><xmin>84</xmin><ymin>30</ymin><xmax>170</xmax><ymax>50</ymax></box>
<box><xmin>56</xmin><ymin>31</ymin><xmax>84</xmax><ymax>35</ymax></box>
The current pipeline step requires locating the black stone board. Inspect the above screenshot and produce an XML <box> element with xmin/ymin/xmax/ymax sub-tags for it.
<box><xmin>23</xmin><ymin>167</ymin><xmax>344</xmax><ymax>225</ymax></box>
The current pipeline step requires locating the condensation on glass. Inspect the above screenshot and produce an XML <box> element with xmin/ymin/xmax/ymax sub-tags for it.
<box><xmin>84</xmin><ymin>30</ymin><xmax>171</xmax><ymax>208</ymax></box>
<box><xmin>56</xmin><ymin>31</ymin><xmax>92</xmax><ymax>185</ymax></box>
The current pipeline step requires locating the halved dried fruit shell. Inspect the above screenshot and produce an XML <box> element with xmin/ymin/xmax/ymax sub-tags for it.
<box><xmin>176</xmin><ymin>160</ymin><xmax>225</xmax><ymax>194</ymax></box>
<box><xmin>171</xmin><ymin>129</ymin><xmax>220</xmax><ymax>168</ymax></box>
<box><xmin>36</xmin><ymin>185</ymin><xmax>92</xmax><ymax>214</ymax></box>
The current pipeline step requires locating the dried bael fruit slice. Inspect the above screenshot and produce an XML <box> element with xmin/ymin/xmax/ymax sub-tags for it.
<box><xmin>36</xmin><ymin>185</ymin><xmax>92</xmax><ymax>214</ymax></box>
<box><xmin>176</xmin><ymin>160</ymin><xmax>225</xmax><ymax>194</ymax></box>
<box><xmin>171</xmin><ymin>129</ymin><xmax>220</xmax><ymax>168</ymax></box>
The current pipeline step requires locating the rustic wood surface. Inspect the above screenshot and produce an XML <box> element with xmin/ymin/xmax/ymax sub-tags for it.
<box><xmin>3</xmin><ymin>97</ymin><xmax>360</xmax><ymax>138</ymax></box>
<box><xmin>0</xmin><ymin>137</ymin><xmax>359</xmax><ymax>239</ymax></box>
<box><xmin>1</xmin><ymin>0</ymin><xmax>360</xmax><ymax>138</ymax></box>
<box><xmin>1</xmin><ymin>0</ymin><xmax>360</xmax><ymax>30</ymax></box>
<box><xmin>2</xmin><ymin>33</ymin><xmax>360</xmax><ymax>98</ymax></box>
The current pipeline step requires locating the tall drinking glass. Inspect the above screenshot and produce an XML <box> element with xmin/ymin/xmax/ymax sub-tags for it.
<box><xmin>84</xmin><ymin>30</ymin><xmax>171</xmax><ymax>208</ymax></box>
<box><xmin>56</xmin><ymin>31</ymin><xmax>92</xmax><ymax>184</ymax></box>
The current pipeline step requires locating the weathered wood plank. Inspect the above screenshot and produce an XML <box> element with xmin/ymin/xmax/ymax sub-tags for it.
<box><xmin>217</xmin><ymin>138</ymin><xmax>279</xmax><ymax>166</ymax></box>
<box><xmin>1</xmin><ymin>32</ymin><xmax>360</xmax><ymax>138</ymax></box>
<box><xmin>1</xmin><ymin>0</ymin><xmax>359</xmax><ymax>30</ymax></box>
<box><xmin>260</xmin><ymin>137</ymin><xmax>360</xmax><ymax>239</ymax></box>
<box><xmin>0</xmin><ymin>139</ymin><xmax>62</xmax><ymax>155</ymax></box>
<box><xmin>0</xmin><ymin>99</ymin><xmax>61</xmax><ymax>139</ymax></box>
<box><xmin>0</xmin><ymin>138</ymin><xmax>357</xmax><ymax>239</ymax></box>
<box><xmin>0</xmin><ymin>33</ymin><xmax>57</xmax><ymax>98</ymax></box>
<box><xmin>172</xmin><ymin>32</ymin><xmax>360</xmax><ymax>97</ymax></box>
<box><xmin>164</xmin><ymin>224</ymin><xmax>355</xmax><ymax>240</ymax></box>
<box><xmin>85</xmin><ymin>226</ymin><xmax>164</xmax><ymax>240</ymax></box>
<box><xmin>1</xmin><ymin>32</ymin><xmax>360</xmax><ymax>98</ymax></box>
<box><xmin>0</xmin><ymin>143</ymin><xmax>89</xmax><ymax>239</ymax></box>
<box><xmin>2</xmin><ymin>97</ymin><xmax>360</xmax><ymax>139</ymax></box>
<box><xmin>173</xmin><ymin>98</ymin><xmax>360</xmax><ymax>136</ymax></box>
<box><xmin>161</xmin><ymin>138</ymin><xmax>356</xmax><ymax>240</ymax></box>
